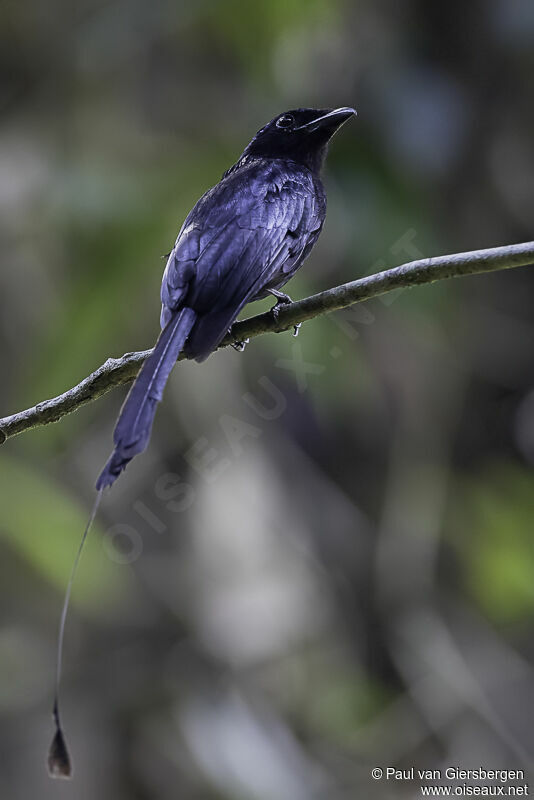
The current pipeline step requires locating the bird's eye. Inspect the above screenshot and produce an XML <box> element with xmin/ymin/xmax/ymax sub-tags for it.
<box><xmin>276</xmin><ymin>114</ymin><xmax>295</xmax><ymax>130</ymax></box>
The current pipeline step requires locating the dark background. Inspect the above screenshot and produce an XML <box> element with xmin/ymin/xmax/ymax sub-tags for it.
<box><xmin>1</xmin><ymin>1</ymin><xmax>533</xmax><ymax>798</ymax></box>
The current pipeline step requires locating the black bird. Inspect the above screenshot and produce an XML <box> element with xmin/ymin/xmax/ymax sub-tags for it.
<box><xmin>48</xmin><ymin>107</ymin><xmax>356</xmax><ymax>779</ymax></box>
<box><xmin>97</xmin><ymin>106</ymin><xmax>355</xmax><ymax>488</ymax></box>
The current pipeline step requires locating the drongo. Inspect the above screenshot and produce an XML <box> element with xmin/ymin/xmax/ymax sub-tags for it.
<box><xmin>48</xmin><ymin>107</ymin><xmax>355</xmax><ymax>777</ymax></box>
<box><xmin>96</xmin><ymin>106</ymin><xmax>356</xmax><ymax>488</ymax></box>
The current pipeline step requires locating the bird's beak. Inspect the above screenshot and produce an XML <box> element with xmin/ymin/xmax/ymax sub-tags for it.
<box><xmin>296</xmin><ymin>107</ymin><xmax>357</xmax><ymax>133</ymax></box>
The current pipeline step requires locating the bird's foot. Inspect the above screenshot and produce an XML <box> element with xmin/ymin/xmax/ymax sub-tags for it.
<box><xmin>228</xmin><ymin>326</ymin><xmax>249</xmax><ymax>352</ymax></box>
<box><xmin>269</xmin><ymin>290</ymin><xmax>292</xmax><ymax>311</ymax></box>
<box><xmin>269</xmin><ymin>290</ymin><xmax>300</xmax><ymax>336</ymax></box>
<box><xmin>232</xmin><ymin>338</ymin><xmax>249</xmax><ymax>352</ymax></box>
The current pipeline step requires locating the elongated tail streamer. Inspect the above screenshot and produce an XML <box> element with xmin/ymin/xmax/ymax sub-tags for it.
<box><xmin>47</xmin><ymin>488</ymin><xmax>103</xmax><ymax>779</ymax></box>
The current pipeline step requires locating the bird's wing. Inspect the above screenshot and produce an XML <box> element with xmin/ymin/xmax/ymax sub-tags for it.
<box><xmin>160</xmin><ymin>161</ymin><xmax>324</xmax><ymax>357</ymax></box>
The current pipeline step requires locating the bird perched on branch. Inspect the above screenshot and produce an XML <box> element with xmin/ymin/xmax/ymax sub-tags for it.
<box><xmin>48</xmin><ymin>106</ymin><xmax>355</xmax><ymax>778</ymax></box>
<box><xmin>97</xmin><ymin>106</ymin><xmax>356</xmax><ymax>488</ymax></box>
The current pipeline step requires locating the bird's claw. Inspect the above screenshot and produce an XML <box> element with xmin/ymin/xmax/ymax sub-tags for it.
<box><xmin>270</xmin><ymin>290</ymin><xmax>292</xmax><ymax>323</ymax></box>
<box><xmin>271</xmin><ymin>302</ymin><xmax>282</xmax><ymax>322</ymax></box>
<box><xmin>269</xmin><ymin>290</ymin><xmax>299</xmax><ymax>336</ymax></box>
<box><xmin>232</xmin><ymin>338</ymin><xmax>249</xmax><ymax>352</ymax></box>
<box><xmin>228</xmin><ymin>325</ymin><xmax>249</xmax><ymax>352</ymax></box>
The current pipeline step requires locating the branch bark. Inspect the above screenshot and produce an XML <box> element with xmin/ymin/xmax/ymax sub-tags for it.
<box><xmin>1</xmin><ymin>240</ymin><xmax>533</xmax><ymax>443</ymax></box>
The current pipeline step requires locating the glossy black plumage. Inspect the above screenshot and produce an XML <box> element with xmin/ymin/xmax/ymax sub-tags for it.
<box><xmin>97</xmin><ymin>107</ymin><xmax>355</xmax><ymax>488</ymax></box>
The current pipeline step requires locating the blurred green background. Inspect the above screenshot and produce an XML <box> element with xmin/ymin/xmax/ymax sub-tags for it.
<box><xmin>1</xmin><ymin>1</ymin><xmax>533</xmax><ymax>798</ymax></box>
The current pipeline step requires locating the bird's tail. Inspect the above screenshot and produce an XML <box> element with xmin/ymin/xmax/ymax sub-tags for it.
<box><xmin>96</xmin><ymin>307</ymin><xmax>196</xmax><ymax>489</ymax></box>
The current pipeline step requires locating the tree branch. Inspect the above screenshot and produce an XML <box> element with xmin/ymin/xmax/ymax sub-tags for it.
<box><xmin>1</xmin><ymin>240</ymin><xmax>533</xmax><ymax>443</ymax></box>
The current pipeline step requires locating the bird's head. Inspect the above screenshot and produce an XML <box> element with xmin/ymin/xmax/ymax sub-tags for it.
<box><xmin>242</xmin><ymin>107</ymin><xmax>356</xmax><ymax>173</ymax></box>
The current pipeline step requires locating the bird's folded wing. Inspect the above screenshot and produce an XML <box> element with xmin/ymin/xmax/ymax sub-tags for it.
<box><xmin>161</xmin><ymin>161</ymin><xmax>322</xmax><ymax>331</ymax></box>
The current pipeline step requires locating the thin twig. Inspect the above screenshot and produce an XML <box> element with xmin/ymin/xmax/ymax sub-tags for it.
<box><xmin>1</xmin><ymin>240</ymin><xmax>533</xmax><ymax>442</ymax></box>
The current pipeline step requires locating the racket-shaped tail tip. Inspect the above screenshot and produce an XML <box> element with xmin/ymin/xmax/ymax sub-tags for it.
<box><xmin>47</xmin><ymin>725</ymin><xmax>73</xmax><ymax>779</ymax></box>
